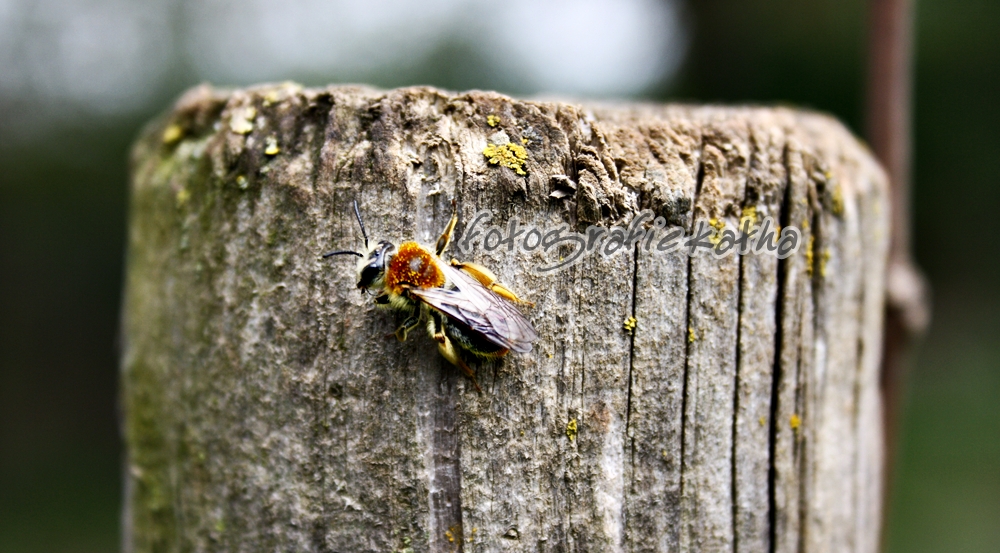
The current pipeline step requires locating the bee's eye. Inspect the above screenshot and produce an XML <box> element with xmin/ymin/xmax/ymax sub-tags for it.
<box><xmin>359</xmin><ymin>264</ymin><xmax>381</xmax><ymax>288</ymax></box>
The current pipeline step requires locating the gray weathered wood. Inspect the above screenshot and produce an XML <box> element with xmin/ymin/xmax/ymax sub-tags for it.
<box><xmin>121</xmin><ymin>84</ymin><xmax>888</xmax><ymax>552</ymax></box>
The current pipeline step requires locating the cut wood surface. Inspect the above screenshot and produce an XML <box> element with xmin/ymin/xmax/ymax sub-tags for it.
<box><xmin>122</xmin><ymin>84</ymin><xmax>888</xmax><ymax>553</ymax></box>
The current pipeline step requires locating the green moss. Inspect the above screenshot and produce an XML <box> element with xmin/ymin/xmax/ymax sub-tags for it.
<box><xmin>396</xmin><ymin>535</ymin><xmax>414</xmax><ymax>553</ymax></box>
<box><xmin>123</xmin><ymin>360</ymin><xmax>176</xmax><ymax>552</ymax></box>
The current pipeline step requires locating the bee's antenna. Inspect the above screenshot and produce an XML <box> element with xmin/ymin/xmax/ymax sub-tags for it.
<box><xmin>353</xmin><ymin>200</ymin><xmax>369</xmax><ymax>249</ymax></box>
<box><xmin>322</xmin><ymin>250</ymin><xmax>363</xmax><ymax>259</ymax></box>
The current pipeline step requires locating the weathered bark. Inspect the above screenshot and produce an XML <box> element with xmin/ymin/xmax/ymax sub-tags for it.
<box><xmin>121</xmin><ymin>84</ymin><xmax>888</xmax><ymax>553</ymax></box>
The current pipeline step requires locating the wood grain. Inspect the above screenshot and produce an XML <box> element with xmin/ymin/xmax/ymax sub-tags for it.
<box><xmin>122</xmin><ymin>85</ymin><xmax>888</xmax><ymax>552</ymax></box>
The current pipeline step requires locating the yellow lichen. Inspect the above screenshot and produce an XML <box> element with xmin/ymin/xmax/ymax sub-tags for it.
<box><xmin>805</xmin><ymin>235</ymin><xmax>815</xmax><ymax>276</ymax></box>
<box><xmin>162</xmin><ymin>124</ymin><xmax>184</xmax><ymax>145</ymax></box>
<box><xmin>623</xmin><ymin>316</ymin><xmax>637</xmax><ymax>335</ymax></box>
<box><xmin>264</xmin><ymin>136</ymin><xmax>280</xmax><ymax>156</ymax></box>
<box><xmin>820</xmin><ymin>249</ymin><xmax>831</xmax><ymax>277</ymax></box>
<box><xmin>566</xmin><ymin>418</ymin><xmax>578</xmax><ymax>441</ymax></box>
<box><xmin>688</xmin><ymin>326</ymin><xmax>697</xmax><ymax>343</ymax></box>
<box><xmin>521</xmin><ymin>137</ymin><xmax>529</xmax><ymax>145</ymax></box>
<box><xmin>487</xmin><ymin>114</ymin><xmax>500</xmax><ymax>127</ymax></box>
<box><xmin>740</xmin><ymin>205</ymin><xmax>758</xmax><ymax>229</ymax></box>
<box><xmin>759</xmin><ymin>416</ymin><xmax>767</xmax><ymax>427</ymax></box>
<box><xmin>175</xmin><ymin>188</ymin><xmax>191</xmax><ymax>208</ymax></box>
<box><xmin>790</xmin><ymin>414</ymin><xmax>801</xmax><ymax>430</ymax></box>
<box><xmin>483</xmin><ymin>142</ymin><xmax>528</xmax><ymax>175</ymax></box>
<box><xmin>445</xmin><ymin>528</ymin><xmax>454</xmax><ymax>543</ymax></box>
<box><xmin>831</xmin><ymin>185</ymin><xmax>844</xmax><ymax>216</ymax></box>
<box><xmin>708</xmin><ymin>218</ymin><xmax>725</xmax><ymax>245</ymax></box>
<box><xmin>236</xmin><ymin>175</ymin><xmax>249</xmax><ymax>190</ymax></box>
<box><xmin>229</xmin><ymin>106</ymin><xmax>256</xmax><ymax>134</ymax></box>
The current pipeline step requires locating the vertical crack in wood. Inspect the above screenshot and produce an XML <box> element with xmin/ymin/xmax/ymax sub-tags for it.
<box><xmin>427</xmin><ymin>361</ymin><xmax>463</xmax><ymax>552</ymax></box>
<box><xmin>308</xmin><ymin>94</ymin><xmax>335</xmax><ymax>192</ymax></box>
<box><xmin>623</xmin><ymin>234</ymin><xmax>641</xmax><ymax>548</ymax></box>
<box><xmin>732</xmin><ymin>274</ymin><xmax>745</xmax><ymax>553</ymax></box>
<box><xmin>793</xmin><ymin>178</ymin><xmax>820</xmax><ymax>553</ymax></box>
<box><xmin>310</xmin><ymin>95</ymin><xmax>338</xmax><ymax>543</ymax></box>
<box><xmin>678</xmin><ymin>136</ymin><xmax>707</xmax><ymax>545</ymax></box>
<box><xmin>767</xmin><ymin>141</ymin><xmax>793</xmax><ymax>553</ymax></box>
<box><xmin>625</xmin><ymin>243</ymin><xmax>640</xmax><ymax>465</ymax></box>
<box><xmin>571</xmin><ymin>293</ymin><xmax>587</xmax><ymax>546</ymax></box>
<box><xmin>794</xmin><ymin>359</ymin><xmax>808</xmax><ymax>553</ymax></box>
<box><xmin>731</xmin><ymin>129</ymin><xmax>756</xmax><ymax>553</ymax></box>
<box><xmin>799</xmin><ymin>185</ymin><xmax>824</xmax><ymax>553</ymax></box>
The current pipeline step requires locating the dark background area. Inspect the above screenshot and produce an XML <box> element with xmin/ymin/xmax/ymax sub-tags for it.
<box><xmin>1</xmin><ymin>0</ymin><xmax>997</xmax><ymax>551</ymax></box>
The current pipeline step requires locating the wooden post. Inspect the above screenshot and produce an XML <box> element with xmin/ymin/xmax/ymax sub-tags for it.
<box><xmin>121</xmin><ymin>84</ymin><xmax>889</xmax><ymax>552</ymax></box>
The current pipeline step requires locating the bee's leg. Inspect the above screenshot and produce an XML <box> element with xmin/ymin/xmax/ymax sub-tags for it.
<box><xmin>374</xmin><ymin>293</ymin><xmax>390</xmax><ymax>305</ymax></box>
<box><xmin>430</xmin><ymin>313</ymin><xmax>482</xmax><ymax>392</ymax></box>
<box><xmin>449</xmin><ymin>259</ymin><xmax>535</xmax><ymax>307</ymax></box>
<box><xmin>435</xmin><ymin>200</ymin><xmax>459</xmax><ymax>256</ymax></box>
<box><xmin>436</xmin><ymin>336</ymin><xmax>482</xmax><ymax>393</ymax></box>
<box><xmin>394</xmin><ymin>304</ymin><xmax>422</xmax><ymax>342</ymax></box>
<box><xmin>394</xmin><ymin>315</ymin><xmax>421</xmax><ymax>342</ymax></box>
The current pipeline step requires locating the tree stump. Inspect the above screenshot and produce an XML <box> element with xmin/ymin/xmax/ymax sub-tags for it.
<box><xmin>122</xmin><ymin>84</ymin><xmax>888</xmax><ymax>553</ymax></box>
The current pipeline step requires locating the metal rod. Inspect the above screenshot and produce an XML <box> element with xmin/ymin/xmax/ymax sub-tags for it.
<box><xmin>866</xmin><ymin>0</ymin><xmax>929</xmax><ymax>547</ymax></box>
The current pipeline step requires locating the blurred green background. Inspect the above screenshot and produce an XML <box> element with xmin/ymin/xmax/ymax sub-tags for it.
<box><xmin>0</xmin><ymin>0</ymin><xmax>996</xmax><ymax>551</ymax></box>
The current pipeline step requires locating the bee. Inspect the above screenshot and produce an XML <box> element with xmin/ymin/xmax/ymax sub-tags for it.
<box><xmin>323</xmin><ymin>200</ymin><xmax>538</xmax><ymax>391</ymax></box>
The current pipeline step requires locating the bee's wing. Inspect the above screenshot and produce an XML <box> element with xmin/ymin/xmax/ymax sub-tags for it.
<box><xmin>407</xmin><ymin>264</ymin><xmax>539</xmax><ymax>353</ymax></box>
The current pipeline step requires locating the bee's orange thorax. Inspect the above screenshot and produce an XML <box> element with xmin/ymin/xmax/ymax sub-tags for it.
<box><xmin>386</xmin><ymin>242</ymin><xmax>445</xmax><ymax>294</ymax></box>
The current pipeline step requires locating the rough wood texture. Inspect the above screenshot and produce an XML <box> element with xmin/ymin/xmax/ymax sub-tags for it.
<box><xmin>122</xmin><ymin>84</ymin><xmax>888</xmax><ymax>552</ymax></box>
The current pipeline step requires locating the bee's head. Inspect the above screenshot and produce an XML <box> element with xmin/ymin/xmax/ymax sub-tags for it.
<box><xmin>322</xmin><ymin>200</ymin><xmax>395</xmax><ymax>294</ymax></box>
<box><xmin>355</xmin><ymin>240</ymin><xmax>395</xmax><ymax>292</ymax></box>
